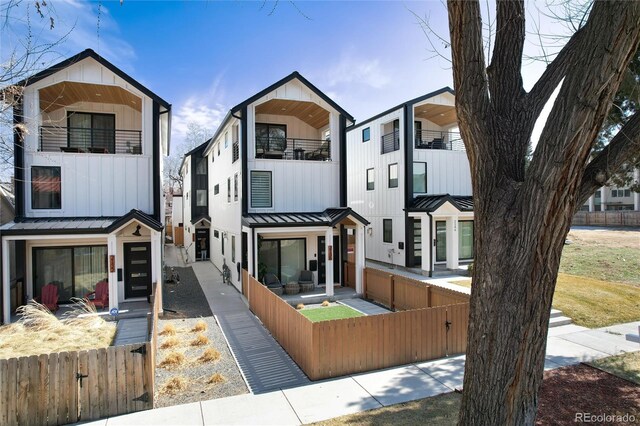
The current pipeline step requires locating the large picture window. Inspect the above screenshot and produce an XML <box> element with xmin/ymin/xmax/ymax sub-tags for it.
<box><xmin>258</xmin><ymin>238</ymin><xmax>306</xmax><ymax>284</ymax></box>
<box><xmin>32</xmin><ymin>166</ymin><xmax>61</xmax><ymax>209</ymax></box>
<box><xmin>67</xmin><ymin>112</ymin><xmax>116</xmax><ymax>153</ymax></box>
<box><xmin>33</xmin><ymin>245</ymin><xmax>108</xmax><ymax>302</ymax></box>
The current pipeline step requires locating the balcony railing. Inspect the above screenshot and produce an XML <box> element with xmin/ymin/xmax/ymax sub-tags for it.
<box><xmin>255</xmin><ymin>137</ymin><xmax>331</xmax><ymax>161</ymax></box>
<box><xmin>39</xmin><ymin>126</ymin><xmax>143</xmax><ymax>155</ymax></box>
<box><xmin>232</xmin><ymin>140</ymin><xmax>239</xmax><ymax>163</ymax></box>
<box><xmin>381</xmin><ymin>130</ymin><xmax>400</xmax><ymax>154</ymax></box>
<box><xmin>415</xmin><ymin>129</ymin><xmax>465</xmax><ymax>151</ymax></box>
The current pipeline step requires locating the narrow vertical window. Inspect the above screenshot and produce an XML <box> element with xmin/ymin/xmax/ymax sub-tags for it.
<box><xmin>250</xmin><ymin>171</ymin><xmax>272</xmax><ymax>208</ymax></box>
<box><xmin>383</xmin><ymin>219</ymin><xmax>393</xmax><ymax>243</ymax></box>
<box><xmin>388</xmin><ymin>163</ymin><xmax>398</xmax><ymax>188</ymax></box>
<box><xmin>32</xmin><ymin>166</ymin><xmax>61</xmax><ymax>209</ymax></box>
<box><xmin>227</xmin><ymin>178</ymin><xmax>231</xmax><ymax>203</ymax></box>
<box><xmin>366</xmin><ymin>168</ymin><xmax>375</xmax><ymax>191</ymax></box>
<box><xmin>413</xmin><ymin>162</ymin><xmax>427</xmax><ymax>193</ymax></box>
<box><xmin>362</xmin><ymin>127</ymin><xmax>370</xmax><ymax>142</ymax></box>
<box><xmin>234</xmin><ymin>173</ymin><xmax>239</xmax><ymax>201</ymax></box>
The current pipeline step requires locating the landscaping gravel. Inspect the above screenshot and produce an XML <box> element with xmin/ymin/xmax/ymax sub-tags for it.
<box><xmin>155</xmin><ymin>267</ymin><xmax>248</xmax><ymax>408</ymax></box>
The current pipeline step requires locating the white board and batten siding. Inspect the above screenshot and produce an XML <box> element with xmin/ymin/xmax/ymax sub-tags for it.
<box><xmin>21</xmin><ymin>56</ymin><xmax>157</xmax><ymax>218</ymax></box>
<box><xmin>207</xmin><ymin>118</ymin><xmax>243</xmax><ymax>289</ymax></box>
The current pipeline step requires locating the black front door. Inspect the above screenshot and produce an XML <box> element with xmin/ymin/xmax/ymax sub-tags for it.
<box><xmin>124</xmin><ymin>242</ymin><xmax>151</xmax><ymax>298</ymax></box>
<box><xmin>195</xmin><ymin>228</ymin><xmax>210</xmax><ymax>260</ymax></box>
<box><xmin>317</xmin><ymin>236</ymin><xmax>340</xmax><ymax>285</ymax></box>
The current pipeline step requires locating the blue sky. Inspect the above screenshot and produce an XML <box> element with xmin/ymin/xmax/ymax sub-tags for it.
<box><xmin>3</xmin><ymin>0</ymin><xmax>572</xmax><ymax>155</ymax></box>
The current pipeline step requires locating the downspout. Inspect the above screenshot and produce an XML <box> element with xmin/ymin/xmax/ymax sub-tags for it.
<box><xmin>426</xmin><ymin>212</ymin><xmax>433</xmax><ymax>277</ymax></box>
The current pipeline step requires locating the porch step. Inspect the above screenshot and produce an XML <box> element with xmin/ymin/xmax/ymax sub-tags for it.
<box><xmin>550</xmin><ymin>308</ymin><xmax>563</xmax><ymax>319</ymax></box>
<box><xmin>549</xmin><ymin>315</ymin><xmax>573</xmax><ymax>328</ymax></box>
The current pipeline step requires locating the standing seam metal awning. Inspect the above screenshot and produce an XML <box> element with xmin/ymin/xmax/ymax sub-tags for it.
<box><xmin>242</xmin><ymin>207</ymin><xmax>370</xmax><ymax>228</ymax></box>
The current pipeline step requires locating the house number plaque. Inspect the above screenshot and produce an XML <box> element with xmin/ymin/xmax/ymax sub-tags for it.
<box><xmin>109</xmin><ymin>255</ymin><xmax>116</xmax><ymax>273</ymax></box>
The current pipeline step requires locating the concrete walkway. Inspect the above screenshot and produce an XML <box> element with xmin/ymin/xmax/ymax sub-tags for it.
<box><xmin>338</xmin><ymin>298</ymin><xmax>391</xmax><ymax>316</ymax></box>
<box><xmin>88</xmin><ymin>319</ymin><xmax>639</xmax><ymax>425</ymax></box>
<box><xmin>190</xmin><ymin>261</ymin><xmax>310</xmax><ymax>394</ymax></box>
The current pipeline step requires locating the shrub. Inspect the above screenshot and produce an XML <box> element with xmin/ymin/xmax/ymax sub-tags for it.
<box><xmin>296</xmin><ymin>303</ymin><xmax>305</xmax><ymax>310</ymax></box>
<box><xmin>161</xmin><ymin>376</ymin><xmax>188</xmax><ymax>394</ymax></box>
<box><xmin>208</xmin><ymin>373</ymin><xmax>226</xmax><ymax>384</ymax></box>
<box><xmin>159</xmin><ymin>351</ymin><xmax>185</xmax><ymax>368</ymax></box>
<box><xmin>190</xmin><ymin>334</ymin><xmax>209</xmax><ymax>346</ymax></box>
<box><xmin>199</xmin><ymin>348</ymin><xmax>221</xmax><ymax>363</ymax></box>
<box><xmin>192</xmin><ymin>320</ymin><xmax>207</xmax><ymax>333</ymax></box>
<box><xmin>467</xmin><ymin>263</ymin><xmax>474</xmax><ymax>277</ymax></box>
<box><xmin>321</xmin><ymin>300</ymin><xmax>330</xmax><ymax>307</ymax></box>
<box><xmin>160</xmin><ymin>337</ymin><xmax>180</xmax><ymax>349</ymax></box>
<box><xmin>160</xmin><ymin>324</ymin><xmax>177</xmax><ymax>336</ymax></box>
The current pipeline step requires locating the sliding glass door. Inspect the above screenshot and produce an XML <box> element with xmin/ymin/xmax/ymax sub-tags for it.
<box><xmin>257</xmin><ymin>238</ymin><xmax>306</xmax><ymax>284</ymax></box>
<box><xmin>33</xmin><ymin>245</ymin><xmax>108</xmax><ymax>302</ymax></box>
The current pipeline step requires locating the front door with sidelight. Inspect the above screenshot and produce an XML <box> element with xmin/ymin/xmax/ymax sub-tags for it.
<box><xmin>124</xmin><ymin>242</ymin><xmax>151</xmax><ymax>298</ymax></box>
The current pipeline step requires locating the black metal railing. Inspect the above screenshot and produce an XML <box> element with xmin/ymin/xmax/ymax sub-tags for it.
<box><xmin>414</xmin><ymin>129</ymin><xmax>465</xmax><ymax>151</ymax></box>
<box><xmin>39</xmin><ymin>126</ymin><xmax>143</xmax><ymax>155</ymax></box>
<box><xmin>232</xmin><ymin>140</ymin><xmax>239</xmax><ymax>163</ymax></box>
<box><xmin>255</xmin><ymin>136</ymin><xmax>331</xmax><ymax>161</ymax></box>
<box><xmin>381</xmin><ymin>130</ymin><xmax>400</xmax><ymax>154</ymax></box>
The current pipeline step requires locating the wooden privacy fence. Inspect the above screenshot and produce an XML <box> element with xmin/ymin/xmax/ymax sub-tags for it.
<box><xmin>245</xmin><ymin>271</ymin><xmax>469</xmax><ymax>380</ymax></box>
<box><xmin>572</xmin><ymin>211</ymin><xmax>640</xmax><ymax>227</ymax></box>
<box><xmin>363</xmin><ymin>267</ymin><xmax>470</xmax><ymax>310</ymax></box>
<box><xmin>0</xmin><ymin>284</ymin><xmax>161</xmax><ymax>425</ymax></box>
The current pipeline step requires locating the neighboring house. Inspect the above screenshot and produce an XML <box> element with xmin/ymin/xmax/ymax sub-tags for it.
<box><xmin>180</xmin><ymin>141</ymin><xmax>211</xmax><ymax>261</ymax></box>
<box><xmin>204</xmin><ymin>72</ymin><xmax>369</xmax><ymax>296</ymax></box>
<box><xmin>582</xmin><ymin>169</ymin><xmax>640</xmax><ymax>211</ymax></box>
<box><xmin>346</xmin><ymin>87</ymin><xmax>474</xmax><ymax>275</ymax></box>
<box><xmin>171</xmin><ymin>193</ymin><xmax>184</xmax><ymax>246</ymax></box>
<box><xmin>0</xmin><ymin>49</ymin><xmax>171</xmax><ymax>323</ymax></box>
<box><xmin>0</xmin><ymin>183</ymin><xmax>17</xmax><ymax>324</ymax></box>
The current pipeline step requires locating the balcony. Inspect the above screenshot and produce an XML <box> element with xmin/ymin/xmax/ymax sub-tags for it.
<box><xmin>39</xmin><ymin>126</ymin><xmax>143</xmax><ymax>155</ymax></box>
<box><xmin>415</xmin><ymin>130</ymin><xmax>465</xmax><ymax>151</ymax></box>
<box><xmin>381</xmin><ymin>130</ymin><xmax>400</xmax><ymax>154</ymax></box>
<box><xmin>255</xmin><ymin>137</ymin><xmax>331</xmax><ymax>161</ymax></box>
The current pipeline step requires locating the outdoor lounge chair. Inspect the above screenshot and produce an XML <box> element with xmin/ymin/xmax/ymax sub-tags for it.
<box><xmin>263</xmin><ymin>273</ymin><xmax>283</xmax><ymax>296</ymax></box>
<box><xmin>298</xmin><ymin>270</ymin><xmax>314</xmax><ymax>286</ymax></box>
<box><xmin>85</xmin><ymin>280</ymin><xmax>109</xmax><ymax>310</ymax></box>
<box><xmin>36</xmin><ymin>283</ymin><xmax>59</xmax><ymax>312</ymax></box>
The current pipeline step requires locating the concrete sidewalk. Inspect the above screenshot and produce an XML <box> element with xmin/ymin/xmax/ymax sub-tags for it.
<box><xmin>90</xmin><ymin>318</ymin><xmax>639</xmax><ymax>425</ymax></box>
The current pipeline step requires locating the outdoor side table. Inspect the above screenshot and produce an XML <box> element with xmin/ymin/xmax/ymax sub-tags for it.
<box><xmin>285</xmin><ymin>282</ymin><xmax>300</xmax><ymax>295</ymax></box>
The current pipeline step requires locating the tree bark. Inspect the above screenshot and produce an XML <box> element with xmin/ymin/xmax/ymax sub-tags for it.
<box><xmin>447</xmin><ymin>1</ymin><xmax>640</xmax><ymax>424</ymax></box>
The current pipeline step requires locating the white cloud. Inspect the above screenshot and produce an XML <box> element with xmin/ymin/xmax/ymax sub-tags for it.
<box><xmin>326</xmin><ymin>52</ymin><xmax>391</xmax><ymax>90</ymax></box>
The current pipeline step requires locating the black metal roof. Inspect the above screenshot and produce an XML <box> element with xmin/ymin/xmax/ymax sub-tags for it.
<box><xmin>0</xmin><ymin>209</ymin><xmax>163</xmax><ymax>236</ymax></box>
<box><xmin>11</xmin><ymin>49</ymin><xmax>171</xmax><ymax>109</ymax></box>
<box><xmin>242</xmin><ymin>207</ymin><xmax>369</xmax><ymax>228</ymax></box>
<box><xmin>191</xmin><ymin>214</ymin><xmax>211</xmax><ymax>225</ymax></box>
<box><xmin>408</xmin><ymin>195</ymin><xmax>474</xmax><ymax>213</ymax></box>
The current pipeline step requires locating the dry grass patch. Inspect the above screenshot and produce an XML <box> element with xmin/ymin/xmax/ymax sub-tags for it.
<box><xmin>160</xmin><ymin>337</ymin><xmax>180</xmax><ymax>349</ymax></box>
<box><xmin>160</xmin><ymin>323</ymin><xmax>177</xmax><ymax>336</ymax></box>
<box><xmin>0</xmin><ymin>300</ymin><xmax>116</xmax><ymax>359</ymax></box>
<box><xmin>160</xmin><ymin>376</ymin><xmax>189</xmax><ymax>395</ymax></box>
<box><xmin>199</xmin><ymin>348</ymin><xmax>221</xmax><ymax>363</ymax></box>
<box><xmin>208</xmin><ymin>373</ymin><xmax>226</xmax><ymax>385</ymax></box>
<box><xmin>192</xmin><ymin>320</ymin><xmax>207</xmax><ymax>333</ymax></box>
<box><xmin>158</xmin><ymin>351</ymin><xmax>185</xmax><ymax>369</ymax></box>
<box><xmin>190</xmin><ymin>334</ymin><xmax>209</xmax><ymax>346</ymax></box>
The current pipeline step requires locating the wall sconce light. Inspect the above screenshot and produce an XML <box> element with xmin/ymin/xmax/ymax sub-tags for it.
<box><xmin>132</xmin><ymin>225</ymin><xmax>142</xmax><ymax>237</ymax></box>
<box><xmin>366</xmin><ymin>227</ymin><xmax>373</xmax><ymax>236</ymax></box>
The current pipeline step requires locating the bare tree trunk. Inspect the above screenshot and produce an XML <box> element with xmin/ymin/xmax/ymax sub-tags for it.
<box><xmin>445</xmin><ymin>1</ymin><xmax>640</xmax><ymax>424</ymax></box>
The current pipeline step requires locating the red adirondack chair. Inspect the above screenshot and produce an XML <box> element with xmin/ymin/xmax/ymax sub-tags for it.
<box><xmin>85</xmin><ymin>280</ymin><xmax>109</xmax><ymax>309</ymax></box>
<box><xmin>36</xmin><ymin>283</ymin><xmax>59</xmax><ymax>312</ymax></box>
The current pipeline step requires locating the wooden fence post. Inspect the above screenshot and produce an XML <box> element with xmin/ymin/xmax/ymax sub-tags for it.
<box><xmin>389</xmin><ymin>275</ymin><xmax>395</xmax><ymax>310</ymax></box>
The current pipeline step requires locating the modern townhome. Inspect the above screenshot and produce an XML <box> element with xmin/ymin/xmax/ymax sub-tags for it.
<box><xmin>346</xmin><ymin>87</ymin><xmax>474</xmax><ymax>275</ymax></box>
<box><xmin>203</xmin><ymin>72</ymin><xmax>369</xmax><ymax>296</ymax></box>
<box><xmin>581</xmin><ymin>169</ymin><xmax>640</xmax><ymax>211</ymax></box>
<box><xmin>0</xmin><ymin>49</ymin><xmax>171</xmax><ymax>324</ymax></box>
<box><xmin>180</xmin><ymin>141</ymin><xmax>211</xmax><ymax>261</ymax></box>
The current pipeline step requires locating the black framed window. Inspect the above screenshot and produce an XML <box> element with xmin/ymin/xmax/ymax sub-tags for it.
<box><xmin>255</xmin><ymin>123</ymin><xmax>287</xmax><ymax>157</ymax></box>
<box><xmin>214</xmin><ymin>230</ymin><xmax>219</xmax><ymax>239</ymax></box>
<box><xmin>251</xmin><ymin>170</ymin><xmax>272</xmax><ymax>208</ymax></box>
<box><xmin>227</xmin><ymin>178</ymin><xmax>231</xmax><ymax>203</ymax></box>
<box><xmin>388</xmin><ymin>163</ymin><xmax>398</xmax><ymax>188</ymax></box>
<box><xmin>459</xmin><ymin>221</ymin><xmax>474</xmax><ymax>260</ymax></box>
<box><xmin>383</xmin><ymin>219</ymin><xmax>393</xmax><ymax>243</ymax></box>
<box><xmin>32</xmin><ymin>166</ymin><xmax>61</xmax><ymax>209</ymax></box>
<box><xmin>33</xmin><ymin>245</ymin><xmax>108</xmax><ymax>302</ymax></box>
<box><xmin>67</xmin><ymin>112</ymin><xmax>116</xmax><ymax>153</ymax></box>
<box><xmin>196</xmin><ymin>158</ymin><xmax>207</xmax><ymax>175</ymax></box>
<box><xmin>196</xmin><ymin>190</ymin><xmax>207</xmax><ymax>207</ymax></box>
<box><xmin>362</xmin><ymin>127</ymin><xmax>370</xmax><ymax>142</ymax></box>
<box><xmin>234</xmin><ymin>173</ymin><xmax>239</xmax><ymax>201</ymax></box>
<box><xmin>366</xmin><ymin>168</ymin><xmax>375</xmax><ymax>191</ymax></box>
<box><xmin>232</xmin><ymin>235</ymin><xmax>236</xmax><ymax>263</ymax></box>
<box><xmin>257</xmin><ymin>238</ymin><xmax>306</xmax><ymax>283</ymax></box>
<box><xmin>413</xmin><ymin>162</ymin><xmax>427</xmax><ymax>193</ymax></box>
<box><xmin>214</xmin><ymin>184</ymin><xmax>219</xmax><ymax>195</ymax></box>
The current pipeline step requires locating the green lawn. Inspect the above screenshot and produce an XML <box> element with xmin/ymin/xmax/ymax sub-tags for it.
<box><xmin>589</xmin><ymin>352</ymin><xmax>640</xmax><ymax>385</ymax></box>
<box><xmin>449</xmin><ymin>273</ymin><xmax>640</xmax><ymax>328</ymax></box>
<box><xmin>299</xmin><ymin>305</ymin><xmax>364</xmax><ymax>322</ymax></box>
<box><xmin>560</xmin><ymin>245</ymin><xmax>640</xmax><ymax>285</ymax></box>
